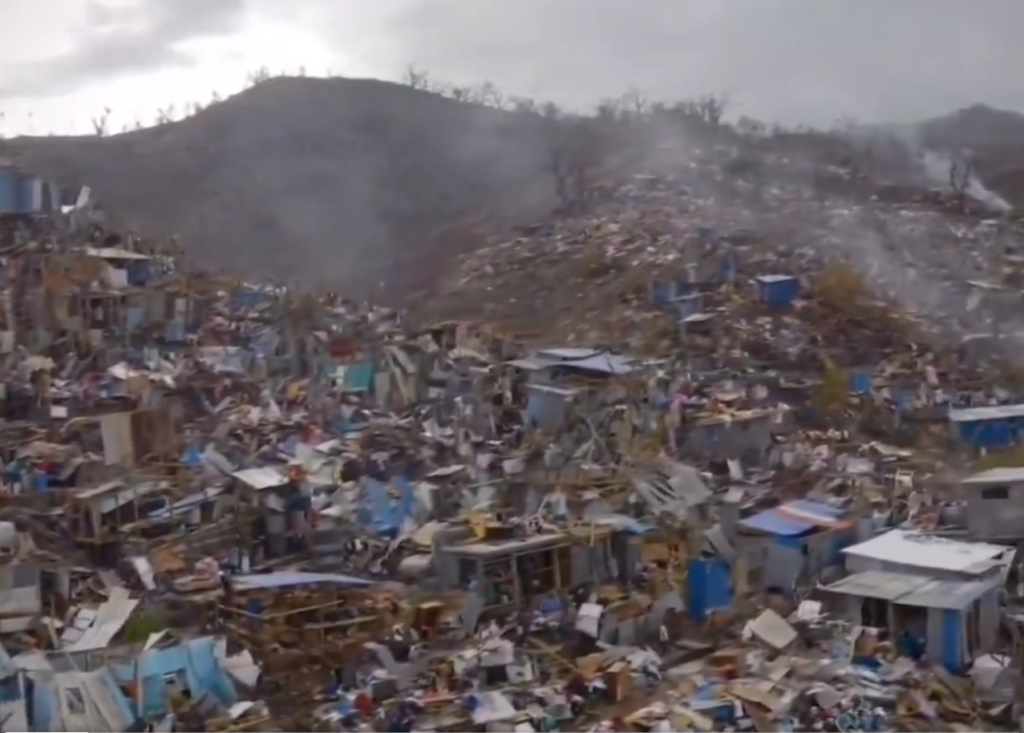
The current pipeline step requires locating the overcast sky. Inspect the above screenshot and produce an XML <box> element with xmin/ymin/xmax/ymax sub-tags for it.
<box><xmin>2</xmin><ymin>0</ymin><xmax>1023</xmax><ymax>136</ymax></box>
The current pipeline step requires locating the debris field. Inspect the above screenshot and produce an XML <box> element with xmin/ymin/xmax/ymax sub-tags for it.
<box><xmin>2</xmin><ymin>124</ymin><xmax>1024</xmax><ymax>733</ymax></box>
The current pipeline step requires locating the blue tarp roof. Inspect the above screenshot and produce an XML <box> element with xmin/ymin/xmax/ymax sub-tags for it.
<box><xmin>359</xmin><ymin>475</ymin><xmax>418</xmax><ymax>535</ymax></box>
<box><xmin>739</xmin><ymin>499</ymin><xmax>846</xmax><ymax>536</ymax></box>
<box><xmin>739</xmin><ymin>510</ymin><xmax>815</xmax><ymax>536</ymax></box>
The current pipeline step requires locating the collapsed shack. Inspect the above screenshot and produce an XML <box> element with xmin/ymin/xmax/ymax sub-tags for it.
<box><xmin>217</xmin><ymin>572</ymin><xmax>393</xmax><ymax>667</ymax></box>
<box><xmin>438</xmin><ymin>524</ymin><xmax>616</xmax><ymax>615</ymax></box>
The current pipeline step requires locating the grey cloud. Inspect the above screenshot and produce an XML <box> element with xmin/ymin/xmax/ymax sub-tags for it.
<box><xmin>325</xmin><ymin>0</ymin><xmax>1024</xmax><ymax>126</ymax></box>
<box><xmin>0</xmin><ymin>0</ymin><xmax>247</xmax><ymax>99</ymax></box>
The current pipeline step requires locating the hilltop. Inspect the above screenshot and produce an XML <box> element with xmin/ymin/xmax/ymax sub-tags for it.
<box><xmin>0</xmin><ymin>76</ymin><xmax>557</xmax><ymax>290</ymax></box>
<box><xmin>4</xmin><ymin>78</ymin><xmax>1024</xmax><ymax>295</ymax></box>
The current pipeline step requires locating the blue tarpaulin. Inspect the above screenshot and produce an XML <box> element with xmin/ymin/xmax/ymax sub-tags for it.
<box><xmin>687</xmin><ymin>557</ymin><xmax>733</xmax><ymax>621</ymax></box>
<box><xmin>359</xmin><ymin>475</ymin><xmax>418</xmax><ymax>535</ymax></box>
<box><xmin>343</xmin><ymin>362</ymin><xmax>374</xmax><ymax>392</ymax></box>
<box><xmin>739</xmin><ymin>510</ymin><xmax>814</xmax><ymax>536</ymax></box>
<box><xmin>125</xmin><ymin>259</ymin><xmax>152</xmax><ymax>287</ymax></box>
<box><xmin>849</xmin><ymin>371</ymin><xmax>873</xmax><ymax>395</ymax></box>
<box><xmin>181</xmin><ymin>446</ymin><xmax>203</xmax><ymax>467</ymax></box>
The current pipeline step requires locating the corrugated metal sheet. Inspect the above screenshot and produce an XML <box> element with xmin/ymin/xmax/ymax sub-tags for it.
<box><xmin>842</xmin><ymin>529</ymin><xmax>1011</xmax><ymax>575</ymax></box>
<box><xmin>823</xmin><ymin>570</ymin><xmax>995</xmax><ymax>611</ymax></box>
<box><xmin>963</xmin><ymin>466</ymin><xmax>1024</xmax><ymax>484</ymax></box>
<box><xmin>534</xmin><ymin>347</ymin><xmax>635</xmax><ymax>375</ymax></box>
<box><xmin>949</xmin><ymin>404</ymin><xmax>1024</xmax><ymax>423</ymax></box>
<box><xmin>65</xmin><ymin>588</ymin><xmax>140</xmax><ymax>652</ymax></box>
<box><xmin>231</xmin><ymin>570</ymin><xmax>375</xmax><ymax>590</ymax></box>
<box><xmin>898</xmin><ymin>577</ymin><xmax>994</xmax><ymax>610</ymax></box>
<box><xmin>822</xmin><ymin>570</ymin><xmax>924</xmax><ymax>601</ymax></box>
<box><xmin>83</xmin><ymin>246</ymin><xmax>152</xmax><ymax>261</ymax></box>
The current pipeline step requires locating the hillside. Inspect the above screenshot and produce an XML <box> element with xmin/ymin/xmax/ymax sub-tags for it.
<box><xmin>917</xmin><ymin>104</ymin><xmax>1024</xmax><ymax>200</ymax></box>
<box><xmin>5</xmin><ymin>78</ymin><xmax>1024</xmax><ymax>296</ymax></box>
<box><xmin>0</xmin><ymin>76</ymin><xmax>556</xmax><ymax>290</ymax></box>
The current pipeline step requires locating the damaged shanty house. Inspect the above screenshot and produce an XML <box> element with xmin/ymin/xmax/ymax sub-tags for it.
<box><xmin>63</xmin><ymin>473</ymin><xmax>233</xmax><ymax>570</ymax></box>
<box><xmin>433</xmin><ymin>521</ymin><xmax>617</xmax><ymax>613</ymax></box>
<box><xmin>819</xmin><ymin>529</ymin><xmax>1013</xmax><ymax>672</ymax></box>
<box><xmin>721</xmin><ymin>497</ymin><xmax>857</xmax><ymax>599</ymax></box>
<box><xmin>508</xmin><ymin>347</ymin><xmax>642</xmax><ymax>433</ymax></box>
<box><xmin>0</xmin><ymin>236</ymin><xmax>164</xmax><ymax>356</ymax></box>
<box><xmin>215</xmin><ymin>571</ymin><xmax>392</xmax><ymax>667</ymax></box>
<box><xmin>955</xmin><ymin>465</ymin><xmax>1024</xmax><ymax>543</ymax></box>
<box><xmin>231</xmin><ymin>464</ymin><xmax>315</xmax><ymax>562</ymax></box>
<box><xmin>0</xmin><ymin>631</ymin><xmax>256</xmax><ymax>731</ymax></box>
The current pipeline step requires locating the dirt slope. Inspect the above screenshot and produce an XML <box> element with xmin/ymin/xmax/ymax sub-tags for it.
<box><xmin>0</xmin><ymin>76</ymin><xmax>556</xmax><ymax>291</ymax></box>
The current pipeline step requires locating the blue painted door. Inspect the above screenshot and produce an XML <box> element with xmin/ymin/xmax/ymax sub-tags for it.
<box><xmin>940</xmin><ymin>609</ymin><xmax>963</xmax><ymax>672</ymax></box>
<box><xmin>0</xmin><ymin>169</ymin><xmax>18</xmax><ymax>213</ymax></box>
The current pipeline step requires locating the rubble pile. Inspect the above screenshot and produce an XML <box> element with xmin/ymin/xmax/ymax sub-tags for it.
<box><xmin>1</xmin><ymin>144</ymin><xmax>1024</xmax><ymax>733</ymax></box>
<box><xmin>428</xmin><ymin>145</ymin><xmax>1024</xmax><ymax>352</ymax></box>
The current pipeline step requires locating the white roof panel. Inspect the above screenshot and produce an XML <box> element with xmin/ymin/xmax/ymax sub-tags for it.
<box><xmin>962</xmin><ymin>467</ymin><xmax>1024</xmax><ymax>485</ymax></box>
<box><xmin>843</xmin><ymin>529</ymin><xmax>1010</xmax><ymax>575</ymax></box>
<box><xmin>948</xmin><ymin>404</ymin><xmax>1024</xmax><ymax>423</ymax></box>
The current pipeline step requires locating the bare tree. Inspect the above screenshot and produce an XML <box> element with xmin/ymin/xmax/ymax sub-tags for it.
<box><xmin>595</xmin><ymin>98</ymin><xmax>623</xmax><ymax>123</ymax></box>
<box><xmin>695</xmin><ymin>94</ymin><xmax>728</xmax><ymax>126</ymax></box>
<box><xmin>402</xmin><ymin>65</ymin><xmax>432</xmax><ymax>91</ymax></box>
<box><xmin>509</xmin><ymin>97</ymin><xmax>538</xmax><ymax>115</ymax></box>
<box><xmin>446</xmin><ymin>85</ymin><xmax>474</xmax><ymax>103</ymax></box>
<box><xmin>950</xmin><ymin>152</ymin><xmax>974</xmax><ymax>211</ymax></box>
<box><xmin>475</xmin><ymin>81</ymin><xmax>504</xmax><ymax>109</ymax></box>
<box><xmin>619</xmin><ymin>88</ymin><xmax>648</xmax><ymax>119</ymax></box>
<box><xmin>541</xmin><ymin>105</ymin><xmax>608</xmax><ymax>211</ymax></box>
<box><xmin>736</xmin><ymin>115</ymin><xmax>765</xmax><ymax>136</ymax></box>
<box><xmin>246</xmin><ymin>66</ymin><xmax>271</xmax><ymax>87</ymax></box>
<box><xmin>155</xmin><ymin>105</ymin><xmax>176</xmax><ymax>126</ymax></box>
<box><xmin>541</xmin><ymin>104</ymin><xmax>573</xmax><ymax>206</ymax></box>
<box><xmin>90</xmin><ymin>107</ymin><xmax>111</xmax><ymax>137</ymax></box>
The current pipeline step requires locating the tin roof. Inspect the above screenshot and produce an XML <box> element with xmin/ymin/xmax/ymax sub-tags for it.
<box><xmin>963</xmin><ymin>466</ymin><xmax>1024</xmax><ymax>485</ymax></box>
<box><xmin>822</xmin><ymin>569</ymin><xmax>995</xmax><ymax>610</ymax></box>
<box><xmin>842</xmin><ymin>529</ymin><xmax>1011</xmax><ymax>575</ymax></box>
